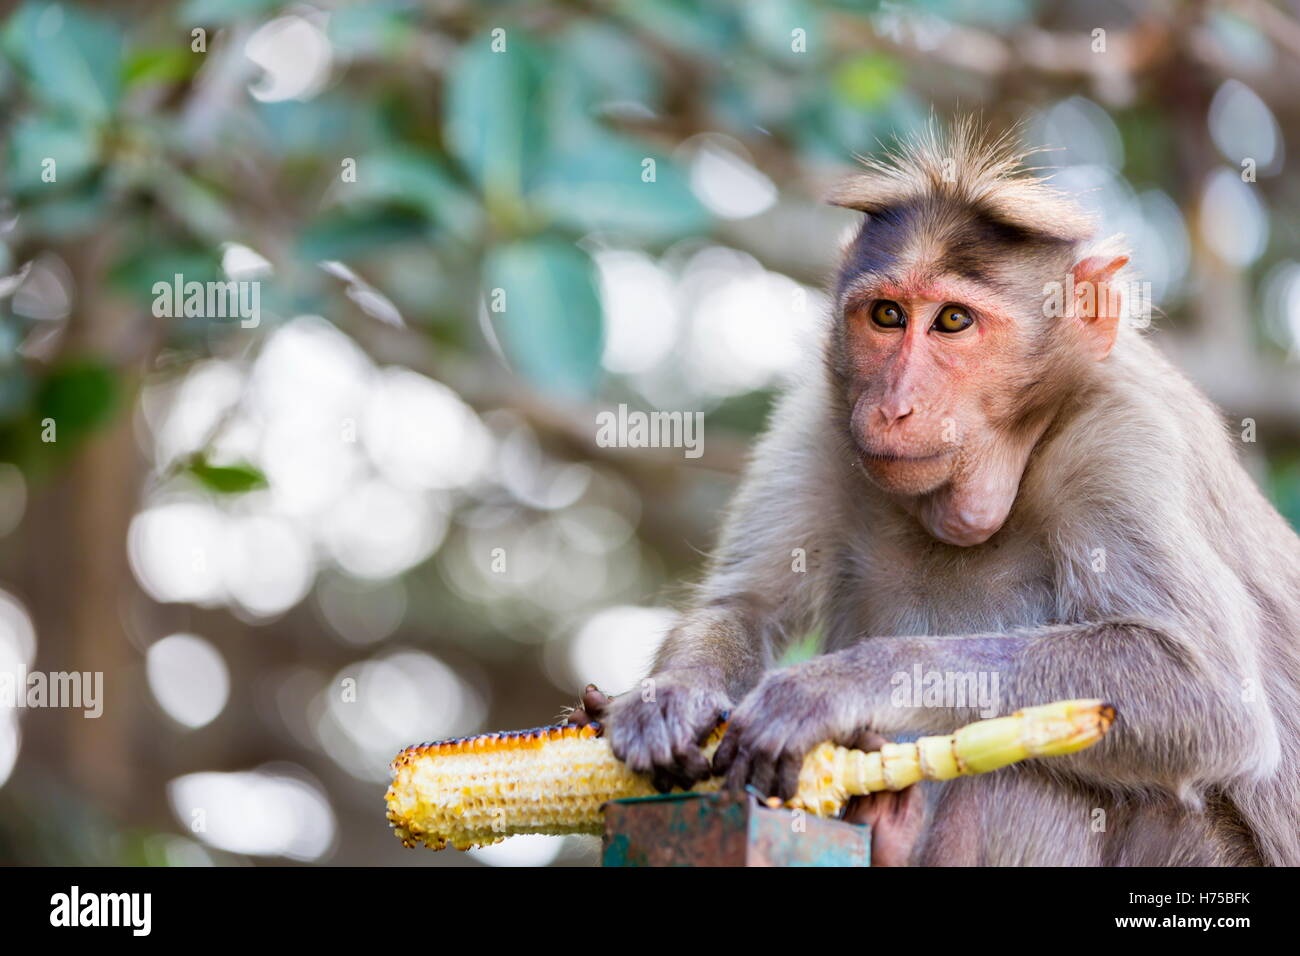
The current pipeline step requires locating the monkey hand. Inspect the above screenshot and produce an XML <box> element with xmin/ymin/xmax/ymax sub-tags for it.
<box><xmin>602</xmin><ymin>670</ymin><xmax>732</xmax><ymax>794</ymax></box>
<box><xmin>711</xmin><ymin>662</ymin><xmax>869</xmax><ymax>801</ymax></box>
<box><xmin>562</xmin><ymin>683</ymin><xmax>613</xmax><ymax>728</ymax></box>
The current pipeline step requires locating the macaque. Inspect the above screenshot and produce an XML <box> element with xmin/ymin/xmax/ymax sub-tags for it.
<box><xmin>582</xmin><ymin>122</ymin><xmax>1300</xmax><ymax>866</ymax></box>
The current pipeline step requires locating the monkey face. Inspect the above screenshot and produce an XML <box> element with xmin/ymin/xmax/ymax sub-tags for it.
<box><xmin>838</xmin><ymin>274</ymin><xmax>1029</xmax><ymax>499</ymax></box>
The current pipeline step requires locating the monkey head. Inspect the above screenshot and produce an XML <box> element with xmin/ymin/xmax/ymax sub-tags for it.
<box><xmin>828</xmin><ymin>125</ymin><xmax>1129</xmax><ymax>546</ymax></box>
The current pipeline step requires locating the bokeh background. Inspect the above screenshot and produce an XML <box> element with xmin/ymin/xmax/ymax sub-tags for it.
<box><xmin>0</xmin><ymin>0</ymin><xmax>1297</xmax><ymax>866</ymax></box>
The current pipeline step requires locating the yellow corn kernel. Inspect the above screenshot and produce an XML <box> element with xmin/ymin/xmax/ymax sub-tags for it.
<box><xmin>386</xmin><ymin>699</ymin><xmax>1115</xmax><ymax>850</ymax></box>
<box><xmin>385</xmin><ymin>723</ymin><xmax>710</xmax><ymax>850</ymax></box>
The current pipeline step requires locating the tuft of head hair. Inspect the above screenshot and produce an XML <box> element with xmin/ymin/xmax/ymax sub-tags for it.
<box><xmin>826</xmin><ymin>117</ymin><xmax>1096</xmax><ymax>244</ymax></box>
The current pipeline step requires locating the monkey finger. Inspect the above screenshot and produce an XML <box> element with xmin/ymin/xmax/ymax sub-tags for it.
<box><xmin>841</xmin><ymin>794</ymin><xmax>875</xmax><ymax>825</ymax></box>
<box><xmin>670</xmin><ymin>739</ymin><xmax>712</xmax><ymax>783</ymax></box>
<box><xmin>711</xmin><ymin>726</ymin><xmax>741</xmax><ymax>774</ymax></box>
<box><xmin>842</xmin><ymin>789</ymin><xmax>902</xmax><ymax>825</ymax></box>
<box><xmin>663</xmin><ymin>696</ymin><xmax>719</xmax><ymax>782</ymax></box>
<box><xmin>609</xmin><ymin>714</ymin><xmax>657</xmax><ymax>773</ymax></box>
<box><xmin>563</xmin><ymin>685</ymin><xmax>610</xmax><ymax>727</ymax></box>
<box><xmin>743</xmin><ymin>745</ymin><xmax>779</xmax><ymax>797</ymax></box>
<box><xmin>722</xmin><ymin>745</ymin><xmax>755</xmax><ymax>793</ymax></box>
<box><xmin>774</xmin><ymin>750</ymin><xmax>804</xmax><ymax>803</ymax></box>
<box><xmin>652</xmin><ymin>741</ymin><xmax>696</xmax><ymax>791</ymax></box>
<box><xmin>640</xmin><ymin>717</ymin><xmax>682</xmax><ymax>792</ymax></box>
<box><xmin>581</xmin><ymin>684</ymin><xmax>611</xmax><ymax>720</ymax></box>
<box><xmin>651</xmin><ymin>768</ymin><xmax>679</xmax><ymax>794</ymax></box>
<box><xmin>849</xmin><ymin>728</ymin><xmax>888</xmax><ymax>752</ymax></box>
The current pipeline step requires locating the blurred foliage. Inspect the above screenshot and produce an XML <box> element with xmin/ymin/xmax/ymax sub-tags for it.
<box><xmin>0</xmin><ymin>0</ymin><xmax>918</xmax><ymax>429</ymax></box>
<box><xmin>183</xmin><ymin>454</ymin><xmax>268</xmax><ymax>494</ymax></box>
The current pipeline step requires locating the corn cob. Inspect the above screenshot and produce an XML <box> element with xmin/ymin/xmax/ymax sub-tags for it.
<box><xmin>386</xmin><ymin>698</ymin><xmax>1115</xmax><ymax>850</ymax></box>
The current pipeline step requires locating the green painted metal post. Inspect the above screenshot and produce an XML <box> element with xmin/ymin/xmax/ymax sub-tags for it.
<box><xmin>601</xmin><ymin>791</ymin><xmax>871</xmax><ymax>867</ymax></box>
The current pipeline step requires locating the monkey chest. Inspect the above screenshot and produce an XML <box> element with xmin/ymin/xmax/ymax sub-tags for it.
<box><xmin>838</xmin><ymin>533</ymin><xmax>1057</xmax><ymax>640</ymax></box>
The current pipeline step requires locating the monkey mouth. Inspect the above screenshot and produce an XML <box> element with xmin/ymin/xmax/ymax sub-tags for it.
<box><xmin>856</xmin><ymin>446</ymin><xmax>956</xmax><ymax>496</ymax></box>
<box><xmin>859</xmin><ymin>448</ymin><xmax>953</xmax><ymax>464</ymax></box>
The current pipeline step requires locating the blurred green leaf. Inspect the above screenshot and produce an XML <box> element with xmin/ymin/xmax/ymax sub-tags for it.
<box><xmin>613</xmin><ymin>0</ymin><xmax>738</xmax><ymax>56</ymax></box>
<box><xmin>1268</xmin><ymin>456</ymin><xmax>1300</xmax><ymax>532</ymax></box>
<box><xmin>531</xmin><ymin>132</ymin><xmax>710</xmax><ymax>242</ymax></box>
<box><xmin>5</xmin><ymin>183</ymin><xmax>111</xmax><ymax>238</ymax></box>
<box><xmin>108</xmin><ymin>244</ymin><xmax>221</xmax><ymax>304</ymax></box>
<box><xmin>709</xmin><ymin>62</ymin><xmax>795</xmax><ymax>136</ymax></box>
<box><xmin>254</xmin><ymin>96</ymin><xmax>388</xmax><ymax>160</ymax></box>
<box><xmin>180</xmin><ymin>0</ymin><xmax>284</xmax><ymax>23</ymax></box>
<box><xmin>154</xmin><ymin>169</ymin><xmax>242</xmax><ymax>241</ymax></box>
<box><xmin>36</xmin><ymin>359</ymin><xmax>119</xmax><ymax>441</ymax></box>
<box><xmin>123</xmin><ymin>46</ymin><xmax>200</xmax><ymax>88</ymax></box>
<box><xmin>833</xmin><ymin>54</ymin><xmax>904</xmax><ymax>108</ymax></box>
<box><xmin>2</xmin><ymin>2</ymin><xmax>123</xmax><ymax>122</ymax></box>
<box><xmin>707</xmin><ymin>387</ymin><xmax>780</xmax><ymax>436</ymax></box>
<box><xmin>0</xmin><ymin>319</ymin><xmax>21</xmax><ymax>365</ymax></box>
<box><xmin>777</xmin><ymin>630</ymin><xmax>823</xmax><ymax>667</ymax></box>
<box><xmin>484</xmin><ymin>237</ymin><xmax>604</xmax><ymax>398</ymax></box>
<box><xmin>344</xmin><ymin>149</ymin><xmax>483</xmax><ymax>241</ymax></box>
<box><xmin>1115</xmin><ymin>109</ymin><xmax>1177</xmax><ymax>188</ymax></box>
<box><xmin>0</xmin><ymin>360</ymin><xmax>33</xmax><ymax>421</ymax></box>
<box><xmin>5</xmin><ymin>113</ymin><xmax>101</xmax><ymax>194</ymax></box>
<box><xmin>556</xmin><ymin>22</ymin><xmax>662</xmax><ymax>111</ymax></box>
<box><xmin>923</xmin><ymin>0</ymin><xmax>1035</xmax><ymax>28</ymax></box>
<box><xmin>327</xmin><ymin>3</ymin><xmax>416</xmax><ymax>58</ymax></box>
<box><xmin>743</xmin><ymin>0</ymin><xmax>824</xmax><ymax>64</ymax></box>
<box><xmin>444</xmin><ymin>30</ymin><xmax>549</xmax><ymax>203</ymax></box>
<box><xmin>299</xmin><ymin>208</ymin><xmax>429</xmax><ymax>262</ymax></box>
<box><xmin>795</xmin><ymin>84</ymin><xmax>925</xmax><ymax>159</ymax></box>
<box><xmin>184</xmin><ymin>457</ymin><xmax>269</xmax><ymax>495</ymax></box>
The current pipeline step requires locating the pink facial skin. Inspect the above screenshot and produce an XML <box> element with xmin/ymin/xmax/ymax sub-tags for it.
<box><xmin>841</xmin><ymin>256</ymin><xmax>1126</xmax><ymax>546</ymax></box>
<box><xmin>841</xmin><ymin>271</ymin><xmax>1044</xmax><ymax>546</ymax></box>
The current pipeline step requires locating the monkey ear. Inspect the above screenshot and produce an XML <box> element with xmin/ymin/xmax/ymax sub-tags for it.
<box><xmin>1070</xmin><ymin>255</ymin><xmax>1129</xmax><ymax>360</ymax></box>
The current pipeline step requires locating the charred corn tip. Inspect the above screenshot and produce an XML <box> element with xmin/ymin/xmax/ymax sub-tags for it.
<box><xmin>385</xmin><ymin>721</ymin><xmax>688</xmax><ymax>851</ymax></box>
<box><xmin>386</xmin><ymin>699</ymin><xmax>1117</xmax><ymax>849</ymax></box>
<box><xmin>389</xmin><ymin>722</ymin><xmax>602</xmax><ymax>770</ymax></box>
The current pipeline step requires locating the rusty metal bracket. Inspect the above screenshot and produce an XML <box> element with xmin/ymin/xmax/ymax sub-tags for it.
<box><xmin>601</xmin><ymin>790</ymin><xmax>871</xmax><ymax>867</ymax></box>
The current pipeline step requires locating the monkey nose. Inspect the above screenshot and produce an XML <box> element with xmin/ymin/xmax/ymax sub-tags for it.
<box><xmin>876</xmin><ymin>401</ymin><xmax>914</xmax><ymax>427</ymax></box>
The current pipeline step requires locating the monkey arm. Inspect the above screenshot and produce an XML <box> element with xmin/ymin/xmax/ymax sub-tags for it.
<box><xmin>647</xmin><ymin>600</ymin><xmax>774</xmax><ymax>700</ymax></box>
<box><xmin>603</xmin><ymin>502</ymin><xmax>839</xmax><ymax>789</ymax></box>
<box><xmin>863</xmin><ymin>623</ymin><xmax>1272</xmax><ymax>780</ymax></box>
<box><xmin>609</xmin><ymin>472</ymin><xmax>839</xmax><ymax>787</ymax></box>
<box><xmin>715</xmin><ymin>620</ymin><xmax>1278</xmax><ymax>800</ymax></box>
<box><xmin>600</xmin><ymin>599</ymin><xmax>774</xmax><ymax>792</ymax></box>
<box><xmin>624</xmin><ymin>374</ymin><xmax>846</xmax><ymax>703</ymax></box>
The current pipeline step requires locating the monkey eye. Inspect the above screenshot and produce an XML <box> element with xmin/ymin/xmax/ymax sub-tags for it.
<box><xmin>933</xmin><ymin>304</ymin><xmax>973</xmax><ymax>333</ymax></box>
<box><xmin>870</xmin><ymin>300</ymin><xmax>906</xmax><ymax>329</ymax></box>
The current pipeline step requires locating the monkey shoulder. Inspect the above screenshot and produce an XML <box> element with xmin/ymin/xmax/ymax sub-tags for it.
<box><xmin>1026</xmin><ymin>343</ymin><xmax>1237</xmax><ymax>533</ymax></box>
<box><xmin>1016</xmin><ymin>348</ymin><xmax>1288</xmax><ymax>624</ymax></box>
